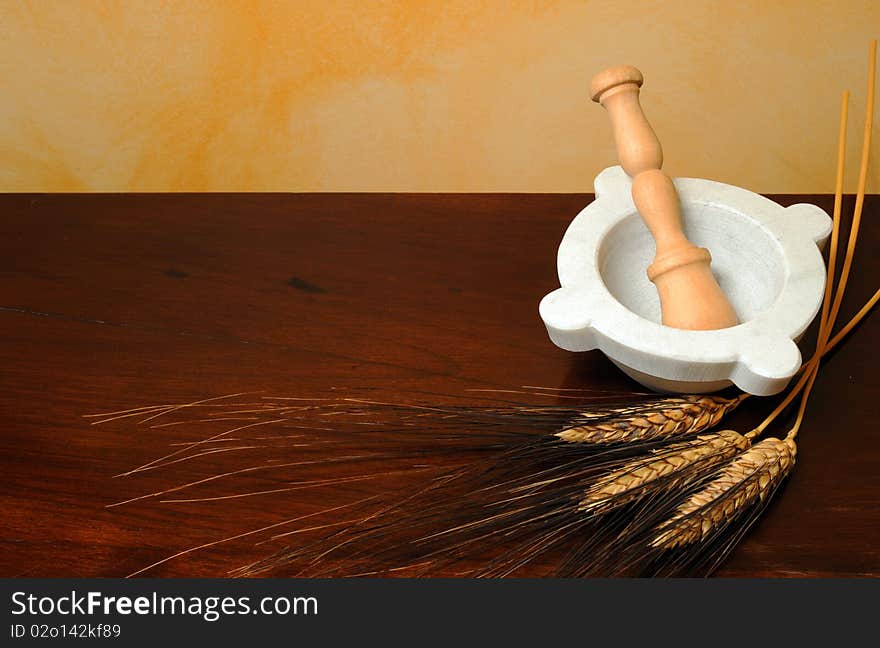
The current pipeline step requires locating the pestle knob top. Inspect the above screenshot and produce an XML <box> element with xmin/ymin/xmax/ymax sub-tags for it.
<box><xmin>590</xmin><ymin>65</ymin><xmax>644</xmax><ymax>103</ymax></box>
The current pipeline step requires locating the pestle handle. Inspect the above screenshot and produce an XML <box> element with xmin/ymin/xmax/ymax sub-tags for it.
<box><xmin>590</xmin><ymin>65</ymin><xmax>662</xmax><ymax>176</ymax></box>
<box><xmin>631</xmin><ymin>169</ymin><xmax>692</xmax><ymax>263</ymax></box>
<box><xmin>590</xmin><ymin>65</ymin><xmax>738</xmax><ymax>330</ymax></box>
<box><xmin>591</xmin><ymin>70</ymin><xmax>687</xmax><ymax>260</ymax></box>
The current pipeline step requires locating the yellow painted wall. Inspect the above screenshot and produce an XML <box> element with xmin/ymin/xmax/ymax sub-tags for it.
<box><xmin>0</xmin><ymin>1</ymin><xmax>877</xmax><ymax>193</ymax></box>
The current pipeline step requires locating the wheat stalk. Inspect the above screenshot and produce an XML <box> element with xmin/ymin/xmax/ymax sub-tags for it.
<box><xmin>579</xmin><ymin>430</ymin><xmax>750</xmax><ymax>514</ymax></box>
<box><xmin>650</xmin><ymin>437</ymin><xmax>797</xmax><ymax>550</ymax></box>
<box><xmin>557</xmin><ymin>395</ymin><xmax>745</xmax><ymax>443</ymax></box>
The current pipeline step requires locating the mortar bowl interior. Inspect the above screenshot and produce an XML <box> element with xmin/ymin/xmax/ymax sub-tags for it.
<box><xmin>598</xmin><ymin>203</ymin><xmax>786</xmax><ymax>326</ymax></box>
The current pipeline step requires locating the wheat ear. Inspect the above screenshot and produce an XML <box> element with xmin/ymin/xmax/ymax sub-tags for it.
<box><xmin>557</xmin><ymin>395</ymin><xmax>745</xmax><ymax>444</ymax></box>
<box><xmin>650</xmin><ymin>437</ymin><xmax>796</xmax><ymax>550</ymax></box>
<box><xmin>579</xmin><ymin>430</ymin><xmax>751</xmax><ymax>514</ymax></box>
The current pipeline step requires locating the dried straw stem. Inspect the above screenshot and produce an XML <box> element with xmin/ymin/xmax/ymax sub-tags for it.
<box><xmin>651</xmin><ymin>437</ymin><xmax>796</xmax><ymax>550</ymax></box>
<box><xmin>579</xmin><ymin>430</ymin><xmax>750</xmax><ymax>514</ymax></box>
<box><xmin>557</xmin><ymin>395</ymin><xmax>745</xmax><ymax>444</ymax></box>
<box><xmin>786</xmin><ymin>41</ymin><xmax>875</xmax><ymax>442</ymax></box>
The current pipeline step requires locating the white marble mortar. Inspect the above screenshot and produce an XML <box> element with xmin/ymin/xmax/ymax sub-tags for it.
<box><xmin>539</xmin><ymin>166</ymin><xmax>832</xmax><ymax>396</ymax></box>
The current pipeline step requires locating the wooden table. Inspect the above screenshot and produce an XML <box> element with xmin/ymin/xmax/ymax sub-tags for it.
<box><xmin>1</xmin><ymin>193</ymin><xmax>877</xmax><ymax>577</ymax></box>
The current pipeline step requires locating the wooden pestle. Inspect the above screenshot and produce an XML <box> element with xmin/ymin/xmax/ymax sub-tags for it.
<box><xmin>590</xmin><ymin>65</ymin><xmax>738</xmax><ymax>330</ymax></box>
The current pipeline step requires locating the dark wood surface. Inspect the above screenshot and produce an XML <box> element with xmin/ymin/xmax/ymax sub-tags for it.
<box><xmin>1</xmin><ymin>193</ymin><xmax>877</xmax><ymax>578</ymax></box>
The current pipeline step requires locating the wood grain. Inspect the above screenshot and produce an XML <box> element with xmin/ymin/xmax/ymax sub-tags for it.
<box><xmin>1</xmin><ymin>193</ymin><xmax>877</xmax><ymax>577</ymax></box>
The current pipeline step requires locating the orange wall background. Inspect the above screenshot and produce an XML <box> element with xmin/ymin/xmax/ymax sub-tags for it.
<box><xmin>1</xmin><ymin>1</ymin><xmax>877</xmax><ymax>193</ymax></box>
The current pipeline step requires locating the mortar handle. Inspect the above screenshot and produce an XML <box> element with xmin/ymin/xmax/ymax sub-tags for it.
<box><xmin>590</xmin><ymin>65</ymin><xmax>662</xmax><ymax>176</ymax></box>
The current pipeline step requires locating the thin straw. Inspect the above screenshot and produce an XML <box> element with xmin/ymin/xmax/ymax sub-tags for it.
<box><xmin>749</xmin><ymin>89</ymin><xmax>849</xmax><ymax>437</ymax></box>
<box><xmin>752</xmin><ymin>41</ymin><xmax>877</xmax><ymax>437</ymax></box>
<box><xmin>826</xmin><ymin>40</ymin><xmax>876</xmax><ymax>336</ymax></box>
<box><xmin>787</xmin><ymin>40</ymin><xmax>875</xmax><ymax>440</ymax></box>
<box><xmin>817</xmin><ymin>91</ymin><xmax>850</xmax><ymax>342</ymax></box>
